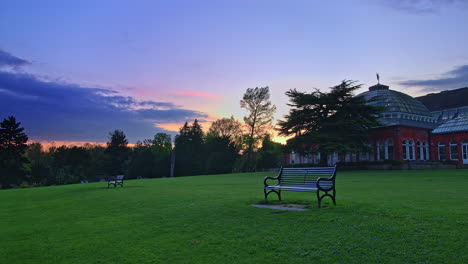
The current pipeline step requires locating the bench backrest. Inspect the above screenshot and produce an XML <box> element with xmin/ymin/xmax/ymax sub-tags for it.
<box><xmin>116</xmin><ymin>175</ymin><xmax>124</xmax><ymax>182</ymax></box>
<box><xmin>279</xmin><ymin>166</ymin><xmax>336</xmax><ymax>188</ymax></box>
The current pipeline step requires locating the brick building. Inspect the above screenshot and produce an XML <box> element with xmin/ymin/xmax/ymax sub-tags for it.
<box><xmin>285</xmin><ymin>85</ymin><xmax>468</xmax><ymax>165</ymax></box>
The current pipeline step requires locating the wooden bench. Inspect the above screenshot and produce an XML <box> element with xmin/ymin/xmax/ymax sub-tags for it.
<box><xmin>108</xmin><ymin>175</ymin><xmax>124</xmax><ymax>188</ymax></box>
<box><xmin>264</xmin><ymin>166</ymin><xmax>337</xmax><ymax>208</ymax></box>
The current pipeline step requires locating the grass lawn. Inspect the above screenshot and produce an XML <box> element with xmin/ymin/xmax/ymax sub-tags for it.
<box><xmin>1</xmin><ymin>170</ymin><xmax>467</xmax><ymax>264</ymax></box>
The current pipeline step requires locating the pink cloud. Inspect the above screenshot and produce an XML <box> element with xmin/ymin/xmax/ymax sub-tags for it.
<box><xmin>165</xmin><ymin>89</ymin><xmax>221</xmax><ymax>99</ymax></box>
<box><xmin>132</xmin><ymin>88</ymin><xmax>222</xmax><ymax>101</ymax></box>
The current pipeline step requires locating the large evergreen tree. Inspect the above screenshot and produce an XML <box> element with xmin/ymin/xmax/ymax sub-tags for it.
<box><xmin>105</xmin><ymin>129</ymin><xmax>129</xmax><ymax>175</ymax></box>
<box><xmin>0</xmin><ymin>116</ymin><xmax>29</xmax><ymax>188</ymax></box>
<box><xmin>277</xmin><ymin>80</ymin><xmax>382</xmax><ymax>165</ymax></box>
<box><xmin>174</xmin><ymin>120</ymin><xmax>205</xmax><ymax>176</ymax></box>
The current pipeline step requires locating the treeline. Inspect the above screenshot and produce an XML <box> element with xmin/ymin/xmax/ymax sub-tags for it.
<box><xmin>0</xmin><ymin>116</ymin><xmax>283</xmax><ymax>189</ymax></box>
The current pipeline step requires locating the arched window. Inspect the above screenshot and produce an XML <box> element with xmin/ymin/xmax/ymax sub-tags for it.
<box><xmin>417</xmin><ymin>141</ymin><xmax>429</xmax><ymax>160</ymax></box>
<box><xmin>450</xmin><ymin>141</ymin><xmax>458</xmax><ymax>160</ymax></box>
<box><xmin>417</xmin><ymin>141</ymin><xmax>423</xmax><ymax>160</ymax></box>
<box><xmin>438</xmin><ymin>142</ymin><xmax>447</xmax><ymax>160</ymax></box>
<box><xmin>403</xmin><ymin>139</ymin><xmax>415</xmax><ymax>160</ymax></box>
<box><xmin>377</xmin><ymin>141</ymin><xmax>385</xmax><ymax>160</ymax></box>
<box><xmin>290</xmin><ymin>151</ymin><xmax>296</xmax><ymax>164</ymax></box>
<box><xmin>424</xmin><ymin>141</ymin><xmax>430</xmax><ymax>160</ymax></box>
<box><xmin>386</xmin><ymin>139</ymin><xmax>394</xmax><ymax>160</ymax></box>
<box><xmin>402</xmin><ymin>140</ymin><xmax>408</xmax><ymax>160</ymax></box>
<box><xmin>408</xmin><ymin>140</ymin><xmax>415</xmax><ymax>160</ymax></box>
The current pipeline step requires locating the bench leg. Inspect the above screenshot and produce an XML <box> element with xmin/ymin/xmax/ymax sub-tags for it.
<box><xmin>317</xmin><ymin>192</ymin><xmax>322</xmax><ymax>208</ymax></box>
<box><xmin>332</xmin><ymin>189</ymin><xmax>336</xmax><ymax>205</ymax></box>
<box><xmin>264</xmin><ymin>190</ymin><xmax>281</xmax><ymax>200</ymax></box>
<box><xmin>317</xmin><ymin>188</ymin><xmax>336</xmax><ymax>208</ymax></box>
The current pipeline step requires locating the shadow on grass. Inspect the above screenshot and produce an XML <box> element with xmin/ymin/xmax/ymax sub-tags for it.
<box><xmin>249</xmin><ymin>198</ymin><xmax>342</xmax><ymax>211</ymax></box>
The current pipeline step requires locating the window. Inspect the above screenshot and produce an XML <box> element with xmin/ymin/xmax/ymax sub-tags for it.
<box><xmin>417</xmin><ymin>141</ymin><xmax>429</xmax><ymax>160</ymax></box>
<box><xmin>386</xmin><ymin>139</ymin><xmax>394</xmax><ymax>160</ymax></box>
<box><xmin>290</xmin><ymin>152</ymin><xmax>296</xmax><ymax>164</ymax></box>
<box><xmin>424</xmin><ymin>141</ymin><xmax>430</xmax><ymax>160</ymax></box>
<box><xmin>403</xmin><ymin>139</ymin><xmax>415</xmax><ymax>160</ymax></box>
<box><xmin>450</xmin><ymin>141</ymin><xmax>458</xmax><ymax>160</ymax></box>
<box><xmin>463</xmin><ymin>140</ymin><xmax>468</xmax><ymax>160</ymax></box>
<box><xmin>408</xmin><ymin>140</ymin><xmax>415</xmax><ymax>160</ymax></box>
<box><xmin>377</xmin><ymin>141</ymin><xmax>385</xmax><ymax>160</ymax></box>
<box><xmin>402</xmin><ymin>140</ymin><xmax>408</xmax><ymax>160</ymax></box>
<box><xmin>438</xmin><ymin>142</ymin><xmax>447</xmax><ymax>160</ymax></box>
<box><xmin>314</xmin><ymin>153</ymin><xmax>321</xmax><ymax>164</ymax></box>
<box><xmin>360</xmin><ymin>152</ymin><xmax>370</xmax><ymax>161</ymax></box>
<box><xmin>417</xmin><ymin>141</ymin><xmax>422</xmax><ymax>160</ymax></box>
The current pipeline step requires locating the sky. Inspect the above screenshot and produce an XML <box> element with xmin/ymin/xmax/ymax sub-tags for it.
<box><xmin>1</xmin><ymin>0</ymin><xmax>467</xmax><ymax>144</ymax></box>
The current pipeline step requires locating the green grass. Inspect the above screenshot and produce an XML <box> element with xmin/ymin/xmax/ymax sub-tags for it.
<box><xmin>1</xmin><ymin>170</ymin><xmax>467</xmax><ymax>264</ymax></box>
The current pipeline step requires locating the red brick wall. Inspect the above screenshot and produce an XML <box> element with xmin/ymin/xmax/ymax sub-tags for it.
<box><xmin>430</xmin><ymin>131</ymin><xmax>468</xmax><ymax>164</ymax></box>
<box><xmin>283</xmin><ymin>127</ymin><xmax>468</xmax><ymax>165</ymax></box>
<box><xmin>370</xmin><ymin>126</ymin><xmax>431</xmax><ymax>161</ymax></box>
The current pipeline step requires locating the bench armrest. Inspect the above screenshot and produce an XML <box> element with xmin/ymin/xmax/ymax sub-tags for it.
<box><xmin>316</xmin><ymin>177</ymin><xmax>335</xmax><ymax>191</ymax></box>
<box><xmin>264</xmin><ymin>176</ymin><xmax>279</xmax><ymax>187</ymax></box>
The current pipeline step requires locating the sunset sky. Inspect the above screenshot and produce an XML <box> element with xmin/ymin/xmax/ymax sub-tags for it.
<box><xmin>1</xmin><ymin>0</ymin><xmax>467</xmax><ymax>144</ymax></box>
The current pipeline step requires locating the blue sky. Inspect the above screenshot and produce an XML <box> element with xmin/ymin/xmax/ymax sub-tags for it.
<box><xmin>1</xmin><ymin>0</ymin><xmax>467</xmax><ymax>143</ymax></box>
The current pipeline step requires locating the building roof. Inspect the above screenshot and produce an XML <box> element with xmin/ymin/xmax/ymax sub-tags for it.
<box><xmin>432</xmin><ymin>116</ymin><xmax>468</xmax><ymax>134</ymax></box>
<box><xmin>358</xmin><ymin>83</ymin><xmax>438</xmax><ymax>129</ymax></box>
<box><xmin>359</xmin><ymin>84</ymin><xmax>432</xmax><ymax>116</ymax></box>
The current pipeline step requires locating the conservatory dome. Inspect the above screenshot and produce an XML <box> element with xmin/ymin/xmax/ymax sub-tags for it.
<box><xmin>358</xmin><ymin>83</ymin><xmax>438</xmax><ymax>129</ymax></box>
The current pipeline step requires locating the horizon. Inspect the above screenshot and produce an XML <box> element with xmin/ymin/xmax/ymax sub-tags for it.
<box><xmin>1</xmin><ymin>0</ymin><xmax>467</xmax><ymax>144</ymax></box>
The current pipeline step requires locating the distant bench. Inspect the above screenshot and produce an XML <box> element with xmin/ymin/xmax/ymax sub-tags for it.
<box><xmin>264</xmin><ymin>166</ymin><xmax>337</xmax><ymax>208</ymax></box>
<box><xmin>108</xmin><ymin>175</ymin><xmax>124</xmax><ymax>188</ymax></box>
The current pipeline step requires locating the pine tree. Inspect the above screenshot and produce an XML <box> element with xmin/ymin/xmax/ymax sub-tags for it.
<box><xmin>174</xmin><ymin>120</ymin><xmax>205</xmax><ymax>176</ymax></box>
<box><xmin>105</xmin><ymin>129</ymin><xmax>129</xmax><ymax>175</ymax></box>
<box><xmin>0</xmin><ymin>116</ymin><xmax>29</xmax><ymax>188</ymax></box>
<box><xmin>278</xmin><ymin>80</ymin><xmax>383</xmax><ymax>165</ymax></box>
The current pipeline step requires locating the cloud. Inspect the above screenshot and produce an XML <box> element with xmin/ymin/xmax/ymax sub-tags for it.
<box><xmin>0</xmin><ymin>50</ymin><xmax>30</xmax><ymax>68</ymax></box>
<box><xmin>0</xmin><ymin>70</ymin><xmax>207</xmax><ymax>142</ymax></box>
<box><xmin>381</xmin><ymin>0</ymin><xmax>467</xmax><ymax>13</ymax></box>
<box><xmin>399</xmin><ymin>65</ymin><xmax>468</xmax><ymax>91</ymax></box>
<box><xmin>164</xmin><ymin>89</ymin><xmax>221</xmax><ymax>99</ymax></box>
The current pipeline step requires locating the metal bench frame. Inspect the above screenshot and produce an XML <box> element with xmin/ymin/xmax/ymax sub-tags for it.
<box><xmin>108</xmin><ymin>175</ymin><xmax>124</xmax><ymax>188</ymax></box>
<box><xmin>264</xmin><ymin>166</ymin><xmax>337</xmax><ymax>208</ymax></box>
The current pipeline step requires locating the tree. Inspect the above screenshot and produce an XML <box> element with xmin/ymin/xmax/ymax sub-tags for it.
<box><xmin>26</xmin><ymin>143</ymin><xmax>52</xmax><ymax>185</ymax></box>
<box><xmin>51</xmin><ymin>146</ymin><xmax>90</xmax><ymax>184</ymax></box>
<box><xmin>126</xmin><ymin>133</ymin><xmax>172</xmax><ymax>179</ymax></box>
<box><xmin>240</xmin><ymin>86</ymin><xmax>276</xmax><ymax>171</ymax></box>
<box><xmin>204</xmin><ymin>135</ymin><xmax>240</xmax><ymax>174</ymax></box>
<box><xmin>105</xmin><ymin>129</ymin><xmax>129</xmax><ymax>175</ymax></box>
<box><xmin>256</xmin><ymin>134</ymin><xmax>283</xmax><ymax>169</ymax></box>
<box><xmin>174</xmin><ymin>120</ymin><xmax>205</xmax><ymax>176</ymax></box>
<box><xmin>206</xmin><ymin>116</ymin><xmax>244</xmax><ymax>148</ymax></box>
<box><xmin>277</xmin><ymin>80</ymin><xmax>383</xmax><ymax>165</ymax></box>
<box><xmin>152</xmin><ymin>133</ymin><xmax>172</xmax><ymax>152</ymax></box>
<box><xmin>0</xmin><ymin>116</ymin><xmax>29</xmax><ymax>188</ymax></box>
